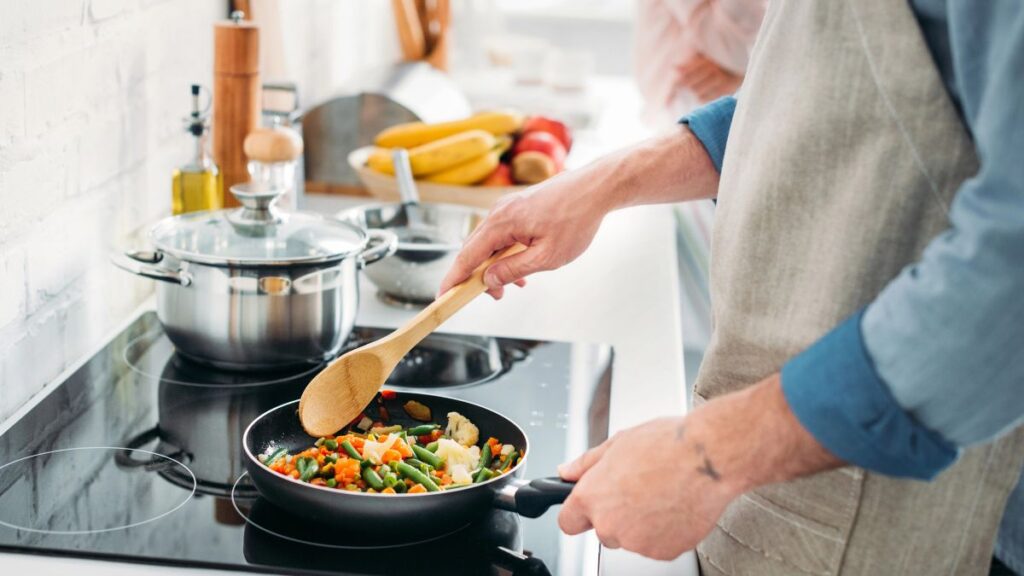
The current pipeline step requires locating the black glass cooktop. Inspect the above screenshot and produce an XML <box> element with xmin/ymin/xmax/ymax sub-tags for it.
<box><xmin>0</xmin><ymin>312</ymin><xmax>613</xmax><ymax>575</ymax></box>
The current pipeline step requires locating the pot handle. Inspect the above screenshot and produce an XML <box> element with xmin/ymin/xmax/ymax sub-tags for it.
<box><xmin>358</xmin><ymin>229</ymin><xmax>398</xmax><ymax>268</ymax></box>
<box><xmin>112</xmin><ymin>250</ymin><xmax>192</xmax><ymax>286</ymax></box>
<box><xmin>495</xmin><ymin>477</ymin><xmax>575</xmax><ymax>519</ymax></box>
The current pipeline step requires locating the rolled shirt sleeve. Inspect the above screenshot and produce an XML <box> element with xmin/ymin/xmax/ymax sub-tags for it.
<box><xmin>782</xmin><ymin>3</ymin><xmax>1024</xmax><ymax>479</ymax></box>
<box><xmin>680</xmin><ymin>95</ymin><xmax>737</xmax><ymax>172</ymax></box>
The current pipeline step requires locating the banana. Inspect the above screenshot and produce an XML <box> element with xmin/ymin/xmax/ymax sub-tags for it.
<box><xmin>366</xmin><ymin>129</ymin><xmax>496</xmax><ymax>176</ymax></box>
<box><xmin>424</xmin><ymin>148</ymin><xmax>502</xmax><ymax>186</ymax></box>
<box><xmin>375</xmin><ymin>110</ymin><xmax>524</xmax><ymax>148</ymax></box>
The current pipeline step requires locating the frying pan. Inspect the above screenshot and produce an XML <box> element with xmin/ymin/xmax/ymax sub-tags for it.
<box><xmin>243</xmin><ymin>391</ymin><xmax>574</xmax><ymax>541</ymax></box>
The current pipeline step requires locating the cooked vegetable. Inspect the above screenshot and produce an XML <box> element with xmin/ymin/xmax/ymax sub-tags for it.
<box><xmin>396</xmin><ymin>462</ymin><xmax>440</xmax><ymax>492</ymax></box>
<box><xmin>260</xmin><ymin>447</ymin><xmax>288</xmax><ymax>466</ymax></box>
<box><xmin>474</xmin><ymin>467</ymin><xmax>495</xmax><ymax>483</ymax></box>
<box><xmin>411</xmin><ymin>444</ymin><xmax>443</xmax><ymax>469</ymax></box>
<box><xmin>445</xmin><ymin>412</ymin><xmax>479</xmax><ymax>447</ymax></box>
<box><xmin>261</xmin><ymin>399</ymin><xmax>519</xmax><ymax>495</ymax></box>
<box><xmin>362</xmin><ymin>467</ymin><xmax>385</xmax><ymax>490</ymax></box>
<box><xmin>406</xmin><ymin>424</ymin><xmax>439</xmax><ymax>436</ymax></box>
<box><xmin>403</xmin><ymin>400</ymin><xmax>433</xmax><ymax>422</ymax></box>
<box><xmin>341</xmin><ymin>440</ymin><xmax>362</xmax><ymax>461</ymax></box>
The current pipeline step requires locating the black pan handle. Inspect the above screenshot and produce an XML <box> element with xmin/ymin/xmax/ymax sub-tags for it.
<box><xmin>496</xmin><ymin>477</ymin><xmax>575</xmax><ymax>518</ymax></box>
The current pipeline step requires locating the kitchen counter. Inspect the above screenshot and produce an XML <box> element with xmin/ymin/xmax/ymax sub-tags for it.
<box><xmin>0</xmin><ymin>76</ymin><xmax>698</xmax><ymax>575</ymax></box>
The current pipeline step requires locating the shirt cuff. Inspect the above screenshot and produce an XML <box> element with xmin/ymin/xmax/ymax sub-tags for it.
<box><xmin>780</xmin><ymin>309</ymin><xmax>959</xmax><ymax>480</ymax></box>
<box><xmin>679</xmin><ymin>95</ymin><xmax>736</xmax><ymax>172</ymax></box>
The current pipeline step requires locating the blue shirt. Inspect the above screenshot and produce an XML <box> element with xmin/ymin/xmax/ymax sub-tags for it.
<box><xmin>682</xmin><ymin>1</ymin><xmax>1024</xmax><ymax>479</ymax></box>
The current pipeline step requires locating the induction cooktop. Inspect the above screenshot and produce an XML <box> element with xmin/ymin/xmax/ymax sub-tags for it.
<box><xmin>0</xmin><ymin>311</ymin><xmax>613</xmax><ymax>575</ymax></box>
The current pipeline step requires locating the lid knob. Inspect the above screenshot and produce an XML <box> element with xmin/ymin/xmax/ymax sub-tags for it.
<box><xmin>227</xmin><ymin>183</ymin><xmax>286</xmax><ymax>235</ymax></box>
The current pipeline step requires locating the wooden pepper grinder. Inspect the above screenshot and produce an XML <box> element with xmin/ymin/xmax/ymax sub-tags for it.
<box><xmin>213</xmin><ymin>11</ymin><xmax>260</xmax><ymax>208</ymax></box>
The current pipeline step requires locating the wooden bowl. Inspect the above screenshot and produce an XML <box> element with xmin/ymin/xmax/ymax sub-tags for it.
<box><xmin>348</xmin><ymin>146</ymin><xmax>527</xmax><ymax>209</ymax></box>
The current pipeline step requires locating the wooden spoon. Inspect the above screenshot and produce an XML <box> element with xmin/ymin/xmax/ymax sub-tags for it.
<box><xmin>298</xmin><ymin>243</ymin><xmax>527</xmax><ymax>437</ymax></box>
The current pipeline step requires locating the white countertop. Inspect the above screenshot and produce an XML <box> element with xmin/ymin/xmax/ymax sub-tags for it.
<box><xmin>1</xmin><ymin>76</ymin><xmax>698</xmax><ymax>575</ymax></box>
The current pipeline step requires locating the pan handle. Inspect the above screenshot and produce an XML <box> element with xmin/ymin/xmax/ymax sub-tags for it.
<box><xmin>494</xmin><ymin>477</ymin><xmax>575</xmax><ymax>519</ymax></box>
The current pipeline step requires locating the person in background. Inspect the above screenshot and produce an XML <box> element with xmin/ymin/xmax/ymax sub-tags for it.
<box><xmin>441</xmin><ymin>1</ymin><xmax>1024</xmax><ymax>573</ymax></box>
<box><xmin>634</xmin><ymin>0</ymin><xmax>766</xmax><ymax>125</ymax></box>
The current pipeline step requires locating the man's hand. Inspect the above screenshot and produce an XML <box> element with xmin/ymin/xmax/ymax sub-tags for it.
<box><xmin>558</xmin><ymin>374</ymin><xmax>842</xmax><ymax>560</ymax></box>
<box><xmin>438</xmin><ymin>126</ymin><xmax>722</xmax><ymax>299</ymax></box>
<box><xmin>676</xmin><ymin>54</ymin><xmax>744</xmax><ymax>103</ymax></box>
<box><xmin>438</xmin><ymin>169</ymin><xmax>608</xmax><ymax>300</ymax></box>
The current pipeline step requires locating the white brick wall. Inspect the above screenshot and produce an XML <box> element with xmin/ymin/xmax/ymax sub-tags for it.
<box><xmin>0</xmin><ymin>0</ymin><xmax>398</xmax><ymax>423</ymax></box>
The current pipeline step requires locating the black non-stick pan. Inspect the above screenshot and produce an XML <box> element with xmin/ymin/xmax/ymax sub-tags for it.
<box><xmin>243</xmin><ymin>391</ymin><xmax>574</xmax><ymax>541</ymax></box>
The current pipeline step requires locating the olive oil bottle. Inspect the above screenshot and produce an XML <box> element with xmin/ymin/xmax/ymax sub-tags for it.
<box><xmin>172</xmin><ymin>85</ymin><xmax>222</xmax><ymax>214</ymax></box>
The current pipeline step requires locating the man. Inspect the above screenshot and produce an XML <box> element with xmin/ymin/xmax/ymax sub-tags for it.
<box><xmin>439</xmin><ymin>1</ymin><xmax>1024</xmax><ymax>573</ymax></box>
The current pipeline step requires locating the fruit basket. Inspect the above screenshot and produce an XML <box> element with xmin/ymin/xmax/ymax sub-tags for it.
<box><xmin>348</xmin><ymin>146</ymin><xmax>526</xmax><ymax>209</ymax></box>
<box><xmin>349</xmin><ymin>111</ymin><xmax>572</xmax><ymax>210</ymax></box>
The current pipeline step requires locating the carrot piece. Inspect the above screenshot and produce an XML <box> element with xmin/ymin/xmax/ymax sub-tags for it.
<box><xmin>381</xmin><ymin>449</ymin><xmax>403</xmax><ymax>463</ymax></box>
<box><xmin>392</xmin><ymin>438</ymin><xmax>414</xmax><ymax>458</ymax></box>
<box><xmin>289</xmin><ymin>470</ymin><xmax>300</xmax><ymax>479</ymax></box>
<box><xmin>408</xmin><ymin>484</ymin><xmax>427</xmax><ymax>494</ymax></box>
<box><xmin>430</xmin><ymin>429</ymin><xmax>443</xmax><ymax>441</ymax></box>
<box><xmin>440</xmin><ymin>474</ymin><xmax>453</xmax><ymax>486</ymax></box>
<box><xmin>310</xmin><ymin>478</ymin><xmax>326</xmax><ymax>486</ymax></box>
<box><xmin>382</xmin><ymin>486</ymin><xmax>396</xmax><ymax>494</ymax></box>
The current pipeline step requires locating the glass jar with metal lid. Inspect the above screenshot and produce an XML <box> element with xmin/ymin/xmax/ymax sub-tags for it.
<box><xmin>114</xmin><ymin>184</ymin><xmax>397</xmax><ymax>370</ymax></box>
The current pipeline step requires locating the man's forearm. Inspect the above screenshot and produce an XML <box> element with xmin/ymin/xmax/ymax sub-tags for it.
<box><xmin>575</xmin><ymin>126</ymin><xmax>720</xmax><ymax>215</ymax></box>
<box><xmin>687</xmin><ymin>373</ymin><xmax>843</xmax><ymax>498</ymax></box>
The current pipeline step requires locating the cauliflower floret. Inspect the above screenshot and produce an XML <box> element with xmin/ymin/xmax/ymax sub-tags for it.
<box><xmin>435</xmin><ymin>438</ymin><xmax>480</xmax><ymax>472</ymax></box>
<box><xmin>360</xmin><ymin>433</ymin><xmax>399</xmax><ymax>465</ymax></box>
<box><xmin>449</xmin><ymin>463</ymin><xmax>473</xmax><ymax>485</ymax></box>
<box><xmin>445</xmin><ymin>411</ymin><xmax>479</xmax><ymax>447</ymax></box>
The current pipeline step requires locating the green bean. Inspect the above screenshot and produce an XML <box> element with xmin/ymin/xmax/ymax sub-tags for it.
<box><xmin>341</xmin><ymin>440</ymin><xmax>363</xmax><ymax>461</ymax></box>
<box><xmin>298</xmin><ymin>457</ymin><xmax>318</xmax><ymax>482</ymax></box>
<box><xmin>393</xmin><ymin>480</ymin><xmax>408</xmax><ymax>493</ymax></box>
<box><xmin>473</xmin><ymin>467</ymin><xmax>495</xmax><ymax>483</ymax></box>
<box><xmin>387</xmin><ymin>461</ymin><xmax>402</xmax><ymax>474</ymax></box>
<box><xmin>404</xmin><ymin>458</ymin><xmax>431</xmax><ymax>470</ymax></box>
<box><xmin>263</xmin><ymin>447</ymin><xmax>288</xmax><ymax>466</ymax></box>
<box><xmin>478</xmin><ymin>444</ymin><xmax>493</xmax><ymax>470</ymax></box>
<box><xmin>426</xmin><ymin>441</ymin><xmax>439</xmax><ymax>453</ymax></box>
<box><xmin>411</xmin><ymin>444</ymin><xmax>443</xmax><ymax>468</ymax></box>
<box><xmin>501</xmin><ymin>451</ymin><xmax>519</xmax><ymax>472</ymax></box>
<box><xmin>324</xmin><ymin>439</ymin><xmax>338</xmax><ymax>451</ymax></box>
<box><xmin>396</xmin><ymin>462</ymin><xmax>440</xmax><ymax>492</ymax></box>
<box><xmin>324</xmin><ymin>453</ymin><xmax>339</xmax><ymax>464</ymax></box>
<box><xmin>362</xmin><ymin>467</ymin><xmax>385</xmax><ymax>490</ymax></box>
<box><xmin>405</xmin><ymin>424</ymin><xmax>439</xmax><ymax>436</ymax></box>
<box><xmin>314</xmin><ymin>437</ymin><xmax>326</xmax><ymax>447</ymax></box>
<box><xmin>360</xmin><ymin>458</ymin><xmax>374</xmax><ymax>469</ymax></box>
<box><xmin>326</xmin><ymin>478</ymin><xmax>337</xmax><ymax>488</ymax></box>
<box><xmin>383</xmin><ymin>472</ymin><xmax>398</xmax><ymax>488</ymax></box>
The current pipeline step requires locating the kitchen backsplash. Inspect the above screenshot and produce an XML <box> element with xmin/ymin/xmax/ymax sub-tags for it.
<box><xmin>0</xmin><ymin>0</ymin><xmax>398</xmax><ymax>423</ymax></box>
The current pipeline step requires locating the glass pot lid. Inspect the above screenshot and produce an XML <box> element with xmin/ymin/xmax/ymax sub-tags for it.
<box><xmin>150</xmin><ymin>183</ymin><xmax>367</xmax><ymax>266</ymax></box>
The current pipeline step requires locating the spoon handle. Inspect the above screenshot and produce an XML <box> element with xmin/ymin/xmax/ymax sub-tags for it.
<box><xmin>378</xmin><ymin>243</ymin><xmax>527</xmax><ymax>364</ymax></box>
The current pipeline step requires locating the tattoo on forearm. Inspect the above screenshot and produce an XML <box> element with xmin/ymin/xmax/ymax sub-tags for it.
<box><xmin>695</xmin><ymin>443</ymin><xmax>721</xmax><ymax>481</ymax></box>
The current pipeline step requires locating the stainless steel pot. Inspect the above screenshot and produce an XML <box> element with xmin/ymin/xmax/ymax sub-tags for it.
<box><xmin>341</xmin><ymin>202</ymin><xmax>487</xmax><ymax>304</ymax></box>
<box><xmin>114</xmin><ymin>184</ymin><xmax>397</xmax><ymax>370</ymax></box>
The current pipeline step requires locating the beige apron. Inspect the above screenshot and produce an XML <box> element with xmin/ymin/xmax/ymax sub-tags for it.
<box><xmin>693</xmin><ymin>0</ymin><xmax>1024</xmax><ymax>574</ymax></box>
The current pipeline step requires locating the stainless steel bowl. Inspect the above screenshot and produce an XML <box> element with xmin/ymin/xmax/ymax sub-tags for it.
<box><xmin>341</xmin><ymin>202</ymin><xmax>487</xmax><ymax>304</ymax></box>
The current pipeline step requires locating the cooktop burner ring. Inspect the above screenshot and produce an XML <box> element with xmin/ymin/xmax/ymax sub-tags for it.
<box><xmin>230</xmin><ymin>472</ymin><xmax>469</xmax><ymax>550</ymax></box>
<box><xmin>0</xmin><ymin>446</ymin><xmax>196</xmax><ymax>535</ymax></box>
<box><xmin>122</xmin><ymin>330</ymin><xmax>325</xmax><ymax>388</ymax></box>
<box><xmin>376</xmin><ymin>290</ymin><xmax>430</xmax><ymax>309</ymax></box>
